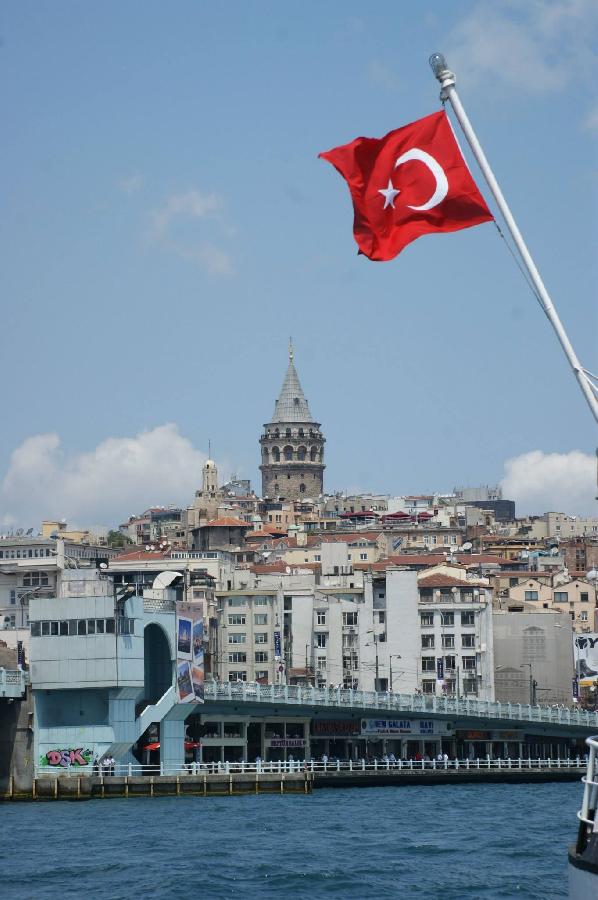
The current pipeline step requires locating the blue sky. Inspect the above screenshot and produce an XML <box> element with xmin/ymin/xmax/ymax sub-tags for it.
<box><xmin>1</xmin><ymin>1</ymin><xmax>597</xmax><ymax>528</ymax></box>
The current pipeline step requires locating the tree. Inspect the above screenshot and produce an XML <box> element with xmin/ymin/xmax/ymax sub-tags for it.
<box><xmin>106</xmin><ymin>530</ymin><xmax>133</xmax><ymax>549</ymax></box>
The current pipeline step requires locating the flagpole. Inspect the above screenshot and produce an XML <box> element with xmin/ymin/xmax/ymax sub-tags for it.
<box><xmin>429</xmin><ymin>53</ymin><xmax>598</xmax><ymax>427</ymax></box>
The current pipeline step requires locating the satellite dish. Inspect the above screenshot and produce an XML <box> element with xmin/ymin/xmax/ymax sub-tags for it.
<box><xmin>99</xmin><ymin>562</ymin><xmax>108</xmax><ymax>570</ymax></box>
<box><xmin>286</xmin><ymin>566</ymin><xmax>291</xmax><ymax>574</ymax></box>
<box><xmin>145</xmin><ymin>545</ymin><xmax>151</xmax><ymax>551</ymax></box>
<box><xmin>153</xmin><ymin>570</ymin><xmax>184</xmax><ymax>590</ymax></box>
<box><xmin>550</xmin><ymin>546</ymin><xmax>559</xmax><ymax>556</ymax></box>
<box><xmin>461</xmin><ymin>541</ymin><xmax>473</xmax><ymax>552</ymax></box>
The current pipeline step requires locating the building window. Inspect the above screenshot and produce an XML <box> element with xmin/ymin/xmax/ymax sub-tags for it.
<box><xmin>553</xmin><ymin>592</ymin><xmax>568</xmax><ymax>603</ymax></box>
<box><xmin>421</xmin><ymin>656</ymin><xmax>436</xmax><ymax>672</ymax></box>
<box><xmin>441</xmin><ymin>612</ymin><xmax>454</xmax><ymax>627</ymax></box>
<box><xmin>580</xmin><ymin>593</ymin><xmax>589</xmax><ymax>603</ymax></box>
<box><xmin>255</xmin><ymin>651</ymin><xmax>269</xmax><ymax>663</ymax></box>
<box><xmin>422</xmin><ymin>680</ymin><xmax>436</xmax><ymax>694</ymax></box>
<box><xmin>524</xmin><ymin>591</ymin><xmax>538</xmax><ymax>601</ymax></box>
<box><xmin>316</xmin><ymin>611</ymin><xmax>326</xmax><ymax>626</ymax></box>
<box><xmin>228</xmin><ymin>614</ymin><xmax>246</xmax><ymax>625</ymax></box>
<box><xmin>445</xmin><ymin>655</ymin><xmax>456</xmax><ymax>670</ymax></box>
<box><xmin>462</xmin><ymin>656</ymin><xmax>476</xmax><ymax>670</ymax></box>
<box><xmin>460</xmin><ymin>611</ymin><xmax>475</xmax><ymax>626</ymax></box>
<box><xmin>254</xmin><ymin>633</ymin><xmax>268</xmax><ymax>644</ymax></box>
<box><xmin>378</xmin><ymin>611</ymin><xmax>386</xmax><ymax>624</ymax></box>
<box><xmin>228</xmin><ymin>652</ymin><xmax>247</xmax><ymax>663</ymax></box>
<box><xmin>229</xmin><ymin>633</ymin><xmax>246</xmax><ymax>644</ymax></box>
<box><xmin>299</xmin><ymin>484</ymin><xmax>306</xmax><ymax>493</ymax></box>
<box><xmin>254</xmin><ymin>614</ymin><xmax>268</xmax><ymax>625</ymax></box>
<box><xmin>442</xmin><ymin>634</ymin><xmax>455</xmax><ymax>649</ymax></box>
<box><xmin>255</xmin><ymin>671</ymin><xmax>269</xmax><ymax>681</ymax></box>
<box><xmin>316</xmin><ymin>633</ymin><xmax>327</xmax><ymax>648</ymax></box>
<box><xmin>580</xmin><ymin>611</ymin><xmax>589</xmax><ymax>622</ymax></box>
<box><xmin>229</xmin><ymin>671</ymin><xmax>247</xmax><ymax>682</ymax></box>
<box><xmin>228</xmin><ymin>597</ymin><xmax>246</xmax><ymax>607</ymax></box>
<box><xmin>421</xmin><ymin>635</ymin><xmax>435</xmax><ymax>649</ymax></box>
<box><xmin>420</xmin><ymin>612</ymin><xmax>434</xmax><ymax>627</ymax></box>
<box><xmin>343</xmin><ymin>612</ymin><xmax>358</xmax><ymax>626</ymax></box>
<box><xmin>461</xmin><ymin>634</ymin><xmax>475</xmax><ymax>648</ymax></box>
<box><xmin>509</xmin><ymin>577</ymin><xmax>518</xmax><ymax>587</ymax></box>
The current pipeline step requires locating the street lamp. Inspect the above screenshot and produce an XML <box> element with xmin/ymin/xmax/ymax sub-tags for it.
<box><xmin>366</xmin><ymin>629</ymin><xmax>379</xmax><ymax>691</ymax></box>
<box><xmin>389</xmin><ymin>654</ymin><xmax>402</xmax><ymax>692</ymax></box>
<box><xmin>520</xmin><ymin>662</ymin><xmax>537</xmax><ymax>705</ymax></box>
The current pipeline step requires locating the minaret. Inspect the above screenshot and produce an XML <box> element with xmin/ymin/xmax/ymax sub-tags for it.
<box><xmin>259</xmin><ymin>341</ymin><xmax>325</xmax><ymax>500</ymax></box>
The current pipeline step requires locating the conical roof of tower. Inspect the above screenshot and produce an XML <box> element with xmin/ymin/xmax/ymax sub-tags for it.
<box><xmin>271</xmin><ymin>351</ymin><xmax>314</xmax><ymax>423</ymax></box>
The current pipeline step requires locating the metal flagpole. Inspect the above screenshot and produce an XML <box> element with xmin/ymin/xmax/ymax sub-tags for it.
<box><xmin>429</xmin><ymin>53</ymin><xmax>598</xmax><ymax>427</ymax></box>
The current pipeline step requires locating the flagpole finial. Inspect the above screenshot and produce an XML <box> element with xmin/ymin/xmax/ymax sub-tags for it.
<box><xmin>429</xmin><ymin>52</ymin><xmax>456</xmax><ymax>98</ymax></box>
<box><xmin>289</xmin><ymin>337</ymin><xmax>294</xmax><ymax>361</ymax></box>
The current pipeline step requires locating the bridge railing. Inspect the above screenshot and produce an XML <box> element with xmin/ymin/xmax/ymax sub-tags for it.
<box><xmin>34</xmin><ymin>755</ymin><xmax>587</xmax><ymax>779</ymax></box>
<box><xmin>0</xmin><ymin>668</ymin><xmax>27</xmax><ymax>699</ymax></box>
<box><xmin>204</xmin><ymin>680</ymin><xmax>598</xmax><ymax>728</ymax></box>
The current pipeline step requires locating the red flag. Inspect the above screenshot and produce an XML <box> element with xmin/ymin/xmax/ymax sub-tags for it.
<box><xmin>319</xmin><ymin>110</ymin><xmax>493</xmax><ymax>261</ymax></box>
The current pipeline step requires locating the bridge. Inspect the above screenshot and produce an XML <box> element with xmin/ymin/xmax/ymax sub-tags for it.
<box><xmin>204</xmin><ymin>681</ymin><xmax>598</xmax><ymax>735</ymax></box>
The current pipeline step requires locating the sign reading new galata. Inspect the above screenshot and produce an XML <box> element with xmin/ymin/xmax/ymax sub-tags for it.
<box><xmin>361</xmin><ymin>719</ymin><xmax>452</xmax><ymax>736</ymax></box>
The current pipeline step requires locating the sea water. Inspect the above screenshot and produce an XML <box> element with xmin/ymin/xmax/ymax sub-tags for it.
<box><xmin>0</xmin><ymin>781</ymin><xmax>578</xmax><ymax>898</ymax></box>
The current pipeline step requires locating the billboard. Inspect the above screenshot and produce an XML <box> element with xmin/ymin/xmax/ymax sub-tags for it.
<box><xmin>177</xmin><ymin>601</ymin><xmax>204</xmax><ymax>703</ymax></box>
<box><xmin>573</xmin><ymin>633</ymin><xmax>598</xmax><ymax>686</ymax></box>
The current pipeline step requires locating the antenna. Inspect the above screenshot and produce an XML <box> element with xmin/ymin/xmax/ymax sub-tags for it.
<box><xmin>289</xmin><ymin>337</ymin><xmax>294</xmax><ymax>361</ymax></box>
<box><xmin>208</xmin><ymin>438</ymin><xmax>211</xmax><ymax>459</ymax></box>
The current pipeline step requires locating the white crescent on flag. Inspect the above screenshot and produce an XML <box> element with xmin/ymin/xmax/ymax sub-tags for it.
<box><xmin>394</xmin><ymin>148</ymin><xmax>449</xmax><ymax>211</ymax></box>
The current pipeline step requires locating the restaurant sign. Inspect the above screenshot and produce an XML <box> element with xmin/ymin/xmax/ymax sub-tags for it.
<box><xmin>361</xmin><ymin>719</ymin><xmax>452</xmax><ymax>736</ymax></box>
<box><xmin>267</xmin><ymin>738</ymin><xmax>305</xmax><ymax>749</ymax></box>
<box><xmin>312</xmin><ymin>720</ymin><xmax>360</xmax><ymax>736</ymax></box>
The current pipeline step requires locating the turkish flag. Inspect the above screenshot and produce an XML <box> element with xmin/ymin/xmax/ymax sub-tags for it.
<box><xmin>319</xmin><ymin>110</ymin><xmax>493</xmax><ymax>261</ymax></box>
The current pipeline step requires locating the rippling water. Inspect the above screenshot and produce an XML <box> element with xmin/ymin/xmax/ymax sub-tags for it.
<box><xmin>1</xmin><ymin>782</ymin><xmax>579</xmax><ymax>898</ymax></box>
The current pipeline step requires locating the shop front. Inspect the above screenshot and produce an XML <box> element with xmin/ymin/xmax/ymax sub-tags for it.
<box><xmin>310</xmin><ymin>719</ymin><xmax>361</xmax><ymax>760</ymax></box>
<box><xmin>360</xmin><ymin>717</ymin><xmax>454</xmax><ymax>760</ymax></box>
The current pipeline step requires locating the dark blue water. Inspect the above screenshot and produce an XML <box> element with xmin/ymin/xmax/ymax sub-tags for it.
<box><xmin>1</xmin><ymin>782</ymin><xmax>579</xmax><ymax>898</ymax></box>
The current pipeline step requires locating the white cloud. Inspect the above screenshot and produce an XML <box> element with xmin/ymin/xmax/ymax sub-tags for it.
<box><xmin>501</xmin><ymin>449</ymin><xmax>597</xmax><ymax>516</ymax></box>
<box><xmin>150</xmin><ymin>189</ymin><xmax>222</xmax><ymax>238</ymax></box>
<box><xmin>367</xmin><ymin>60</ymin><xmax>401</xmax><ymax>92</ymax></box>
<box><xmin>149</xmin><ymin>189</ymin><xmax>233</xmax><ymax>275</ymax></box>
<box><xmin>0</xmin><ymin>425</ymin><xmax>212</xmax><ymax>529</ymax></box>
<box><xmin>447</xmin><ymin>1</ymin><xmax>598</xmax><ymax>97</ymax></box>
<box><xmin>118</xmin><ymin>173</ymin><xmax>144</xmax><ymax>194</ymax></box>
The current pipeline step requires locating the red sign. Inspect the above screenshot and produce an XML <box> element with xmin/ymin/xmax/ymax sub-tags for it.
<box><xmin>312</xmin><ymin>720</ymin><xmax>360</xmax><ymax>736</ymax></box>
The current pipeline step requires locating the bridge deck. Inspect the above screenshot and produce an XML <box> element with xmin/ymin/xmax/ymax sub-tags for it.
<box><xmin>204</xmin><ymin>681</ymin><xmax>598</xmax><ymax>733</ymax></box>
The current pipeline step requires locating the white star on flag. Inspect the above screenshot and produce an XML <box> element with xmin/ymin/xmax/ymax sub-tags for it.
<box><xmin>378</xmin><ymin>179</ymin><xmax>400</xmax><ymax>209</ymax></box>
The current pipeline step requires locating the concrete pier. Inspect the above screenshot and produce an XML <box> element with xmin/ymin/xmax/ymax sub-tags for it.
<box><xmin>3</xmin><ymin>771</ymin><xmax>312</xmax><ymax>801</ymax></box>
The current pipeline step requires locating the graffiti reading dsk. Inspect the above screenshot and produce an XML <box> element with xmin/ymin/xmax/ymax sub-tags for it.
<box><xmin>41</xmin><ymin>748</ymin><xmax>94</xmax><ymax>768</ymax></box>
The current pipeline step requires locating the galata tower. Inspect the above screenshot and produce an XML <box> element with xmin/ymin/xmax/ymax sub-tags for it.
<box><xmin>259</xmin><ymin>342</ymin><xmax>325</xmax><ymax>500</ymax></box>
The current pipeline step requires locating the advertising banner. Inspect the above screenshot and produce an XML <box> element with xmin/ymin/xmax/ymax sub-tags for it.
<box><xmin>274</xmin><ymin>631</ymin><xmax>282</xmax><ymax>659</ymax></box>
<box><xmin>573</xmin><ymin>634</ymin><xmax>598</xmax><ymax>686</ymax></box>
<box><xmin>436</xmin><ymin>657</ymin><xmax>444</xmax><ymax>680</ymax></box>
<box><xmin>177</xmin><ymin>601</ymin><xmax>204</xmax><ymax>703</ymax></box>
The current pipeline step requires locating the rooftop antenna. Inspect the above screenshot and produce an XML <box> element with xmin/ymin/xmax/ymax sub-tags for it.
<box><xmin>208</xmin><ymin>438</ymin><xmax>211</xmax><ymax>458</ymax></box>
<box><xmin>289</xmin><ymin>336</ymin><xmax>294</xmax><ymax>361</ymax></box>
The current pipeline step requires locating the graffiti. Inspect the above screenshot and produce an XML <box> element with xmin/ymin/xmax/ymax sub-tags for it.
<box><xmin>41</xmin><ymin>748</ymin><xmax>93</xmax><ymax>768</ymax></box>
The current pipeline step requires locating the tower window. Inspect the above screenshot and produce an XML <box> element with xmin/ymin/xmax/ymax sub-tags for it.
<box><xmin>272</xmin><ymin>447</ymin><xmax>280</xmax><ymax>462</ymax></box>
<box><xmin>310</xmin><ymin>446</ymin><xmax>317</xmax><ymax>461</ymax></box>
<box><xmin>297</xmin><ymin>445</ymin><xmax>307</xmax><ymax>460</ymax></box>
<box><xmin>299</xmin><ymin>483</ymin><xmax>306</xmax><ymax>493</ymax></box>
<box><xmin>286</xmin><ymin>428</ymin><xmax>291</xmax><ymax>438</ymax></box>
<box><xmin>283</xmin><ymin>445</ymin><xmax>293</xmax><ymax>460</ymax></box>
